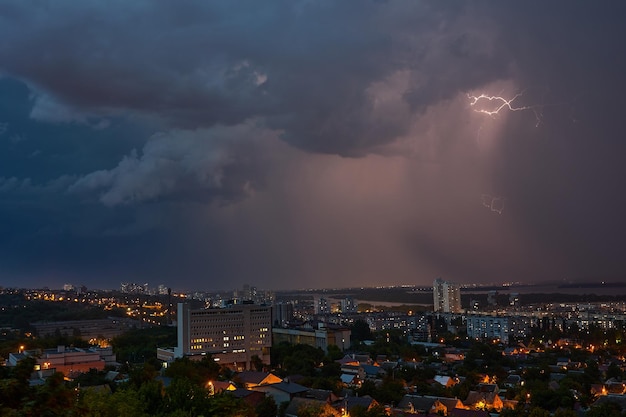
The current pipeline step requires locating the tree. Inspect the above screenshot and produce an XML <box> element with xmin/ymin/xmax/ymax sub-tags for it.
<box><xmin>256</xmin><ymin>395</ymin><xmax>278</xmax><ymax>417</ymax></box>
<box><xmin>12</xmin><ymin>356</ymin><xmax>36</xmax><ymax>383</ymax></box>
<box><xmin>351</xmin><ymin>319</ymin><xmax>373</xmax><ymax>342</ymax></box>
<box><xmin>374</xmin><ymin>377</ymin><xmax>406</xmax><ymax>405</ymax></box>
<box><xmin>162</xmin><ymin>377</ymin><xmax>211</xmax><ymax>416</ymax></box>
<box><xmin>112</xmin><ymin>326</ymin><xmax>176</xmax><ymax>363</ymax></box>
<box><xmin>325</xmin><ymin>344</ymin><xmax>343</xmax><ymax>362</ymax></box>
<box><xmin>606</xmin><ymin>362</ymin><xmax>624</xmax><ymax>380</ymax></box>
<box><xmin>297</xmin><ymin>402</ymin><xmax>340</xmax><ymax>417</ymax></box>
<box><xmin>586</xmin><ymin>401</ymin><xmax>625</xmax><ymax>417</ymax></box>
<box><xmin>205</xmin><ymin>392</ymin><xmax>253</xmax><ymax>417</ymax></box>
<box><xmin>320</xmin><ymin>361</ymin><xmax>341</xmax><ymax>378</ymax></box>
<box><xmin>499</xmin><ymin>406</ymin><xmax>528</xmax><ymax>417</ymax></box>
<box><xmin>584</xmin><ymin>359</ymin><xmax>602</xmax><ymax>384</ymax></box>
<box><xmin>28</xmin><ymin>372</ymin><xmax>77</xmax><ymax>416</ymax></box>
<box><xmin>129</xmin><ymin>362</ymin><xmax>159</xmax><ymax>388</ymax></box>
<box><xmin>280</xmin><ymin>344</ymin><xmax>325</xmax><ymax>376</ymax></box>
<box><xmin>356</xmin><ymin>379</ymin><xmax>377</xmax><ymax>398</ymax></box>
<box><xmin>528</xmin><ymin>407</ymin><xmax>551</xmax><ymax>417</ymax></box>
<box><xmin>137</xmin><ymin>379</ymin><xmax>165</xmax><ymax>416</ymax></box>
<box><xmin>79</xmin><ymin>385</ymin><xmax>150</xmax><ymax>417</ymax></box>
<box><xmin>163</xmin><ymin>355</ymin><xmax>220</xmax><ymax>385</ymax></box>
<box><xmin>0</xmin><ymin>356</ymin><xmax>35</xmax><ymax>410</ymax></box>
<box><xmin>553</xmin><ymin>409</ymin><xmax>578</xmax><ymax>417</ymax></box>
<box><xmin>350</xmin><ymin>404</ymin><xmax>388</xmax><ymax>417</ymax></box>
<box><xmin>251</xmin><ymin>354</ymin><xmax>265</xmax><ymax>372</ymax></box>
<box><xmin>72</xmin><ymin>368</ymin><xmax>109</xmax><ymax>387</ymax></box>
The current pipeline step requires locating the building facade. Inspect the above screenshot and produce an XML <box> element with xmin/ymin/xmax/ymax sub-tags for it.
<box><xmin>272</xmin><ymin>324</ymin><xmax>351</xmax><ymax>352</ymax></box>
<box><xmin>466</xmin><ymin>315</ymin><xmax>509</xmax><ymax>341</ymax></box>
<box><xmin>8</xmin><ymin>346</ymin><xmax>108</xmax><ymax>378</ymax></box>
<box><xmin>466</xmin><ymin>314</ymin><xmax>532</xmax><ymax>342</ymax></box>
<box><xmin>433</xmin><ymin>278</ymin><xmax>462</xmax><ymax>313</ymax></box>
<box><xmin>175</xmin><ymin>302</ymin><xmax>272</xmax><ymax>371</ymax></box>
<box><xmin>272</xmin><ymin>302</ymin><xmax>294</xmax><ymax>327</ymax></box>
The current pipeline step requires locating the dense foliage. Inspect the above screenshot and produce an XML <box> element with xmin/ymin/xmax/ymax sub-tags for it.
<box><xmin>0</xmin><ymin>357</ymin><xmax>252</xmax><ymax>417</ymax></box>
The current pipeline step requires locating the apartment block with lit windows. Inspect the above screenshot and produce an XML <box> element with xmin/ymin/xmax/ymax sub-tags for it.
<box><xmin>433</xmin><ymin>278</ymin><xmax>462</xmax><ymax>313</ymax></box>
<box><xmin>175</xmin><ymin>302</ymin><xmax>272</xmax><ymax>371</ymax></box>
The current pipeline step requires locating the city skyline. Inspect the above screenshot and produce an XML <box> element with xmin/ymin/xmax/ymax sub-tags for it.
<box><xmin>1</xmin><ymin>2</ymin><xmax>625</xmax><ymax>291</ymax></box>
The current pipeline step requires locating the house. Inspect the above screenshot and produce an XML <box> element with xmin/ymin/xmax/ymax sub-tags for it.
<box><xmin>339</xmin><ymin>396</ymin><xmax>378</xmax><ymax>415</ymax></box>
<box><xmin>502</xmin><ymin>399</ymin><xmax>518</xmax><ymax>410</ymax></box>
<box><xmin>341</xmin><ymin>373</ymin><xmax>360</xmax><ymax>386</ymax></box>
<box><xmin>437</xmin><ymin>396</ymin><xmax>465</xmax><ymax>411</ymax></box>
<box><xmin>9</xmin><ymin>346</ymin><xmax>106</xmax><ymax>378</ymax></box>
<box><xmin>476</xmin><ymin>383</ymin><xmax>498</xmax><ymax>394</ymax></box>
<box><xmin>361</xmin><ymin>364</ymin><xmax>385</xmax><ymax>378</ymax></box>
<box><xmin>251</xmin><ymin>381</ymin><xmax>309</xmax><ymax>404</ymax></box>
<box><xmin>380</xmin><ymin>360</ymin><xmax>399</xmax><ymax>373</ymax></box>
<box><xmin>230</xmin><ymin>389</ymin><xmax>266</xmax><ymax>407</ymax></box>
<box><xmin>503</xmin><ymin>374</ymin><xmax>524</xmax><ymax>388</ymax></box>
<box><xmin>434</xmin><ymin>375</ymin><xmax>457</xmax><ymax>388</ymax></box>
<box><xmin>341</xmin><ymin>365</ymin><xmax>366</xmax><ymax>381</ymax></box>
<box><xmin>207</xmin><ymin>380</ymin><xmax>237</xmax><ymax>393</ymax></box>
<box><xmin>396</xmin><ymin>395</ymin><xmax>447</xmax><ymax>415</ymax></box>
<box><xmin>448</xmin><ymin>409</ymin><xmax>491</xmax><ymax>417</ymax></box>
<box><xmin>444</xmin><ymin>349</ymin><xmax>465</xmax><ymax>362</ymax></box>
<box><xmin>464</xmin><ymin>390</ymin><xmax>504</xmax><ymax>411</ymax></box>
<box><xmin>235</xmin><ymin>371</ymin><xmax>282</xmax><ymax>389</ymax></box>
<box><xmin>336</xmin><ymin>355</ymin><xmax>360</xmax><ymax>366</ymax></box>
<box><xmin>592</xmin><ymin>395</ymin><xmax>626</xmax><ymax>412</ymax></box>
<box><xmin>590</xmin><ymin>384</ymin><xmax>607</xmax><ymax>396</ymax></box>
<box><xmin>306</xmin><ymin>388</ymin><xmax>341</xmax><ymax>404</ymax></box>
<box><xmin>340</xmin><ymin>363</ymin><xmax>384</xmax><ymax>380</ymax></box>
<box><xmin>337</xmin><ymin>354</ymin><xmax>373</xmax><ymax>365</ymax></box>
<box><xmin>606</xmin><ymin>381</ymin><xmax>626</xmax><ymax>395</ymax></box>
<box><xmin>354</xmin><ymin>354</ymin><xmax>373</xmax><ymax>364</ymax></box>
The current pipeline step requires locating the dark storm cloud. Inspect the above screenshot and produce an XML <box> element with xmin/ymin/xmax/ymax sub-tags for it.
<box><xmin>0</xmin><ymin>1</ymin><xmax>511</xmax><ymax>155</ymax></box>
<box><xmin>473</xmin><ymin>3</ymin><xmax>626</xmax><ymax>281</ymax></box>
<box><xmin>0</xmin><ymin>1</ymin><xmax>625</xmax><ymax>290</ymax></box>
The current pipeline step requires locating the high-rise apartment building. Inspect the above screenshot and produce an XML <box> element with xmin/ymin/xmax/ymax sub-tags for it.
<box><xmin>316</xmin><ymin>297</ymin><xmax>330</xmax><ymax>314</ymax></box>
<box><xmin>433</xmin><ymin>278</ymin><xmax>462</xmax><ymax>313</ymax></box>
<box><xmin>340</xmin><ymin>297</ymin><xmax>357</xmax><ymax>313</ymax></box>
<box><xmin>175</xmin><ymin>302</ymin><xmax>272</xmax><ymax>371</ymax></box>
<box><xmin>272</xmin><ymin>301</ymin><xmax>294</xmax><ymax>327</ymax></box>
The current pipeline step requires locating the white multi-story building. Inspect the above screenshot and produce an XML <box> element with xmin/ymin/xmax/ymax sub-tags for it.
<box><xmin>340</xmin><ymin>297</ymin><xmax>357</xmax><ymax>313</ymax></box>
<box><xmin>466</xmin><ymin>315</ymin><xmax>532</xmax><ymax>342</ymax></box>
<box><xmin>317</xmin><ymin>297</ymin><xmax>330</xmax><ymax>314</ymax></box>
<box><xmin>433</xmin><ymin>278</ymin><xmax>461</xmax><ymax>313</ymax></box>
<box><xmin>467</xmin><ymin>315</ymin><xmax>509</xmax><ymax>341</ymax></box>
<box><xmin>175</xmin><ymin>302</ymin><xmax>272</xmax><ymax>371</ymax></box>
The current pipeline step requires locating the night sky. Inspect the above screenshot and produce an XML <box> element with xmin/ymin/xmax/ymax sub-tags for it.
<box><xmin>1</xmin><ymin>2</ymin><xmax>625</xmax><ymax>291</ymax></box>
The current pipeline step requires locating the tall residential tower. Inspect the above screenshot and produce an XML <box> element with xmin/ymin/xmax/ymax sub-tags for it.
<box><xmin>433</xmin><ymin>278</ymin><xmax>461</xmax><ymax>313</ymax></box>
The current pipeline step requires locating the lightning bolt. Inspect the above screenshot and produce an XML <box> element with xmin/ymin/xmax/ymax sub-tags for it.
<box><xmin>481</xmin><ymin>194</ymin><xmax>505</xmax><ymax>215</ymax></box>
<box><xmin>468</xmin><ymin>92</ymin><xmax>542</xmax><ymax>127</ymax></box>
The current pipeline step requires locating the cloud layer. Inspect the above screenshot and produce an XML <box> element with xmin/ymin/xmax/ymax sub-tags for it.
<box><xmin>1</xmin><ymin>2</ymin><xmax>625</xmax><ymax>290</ymax></box>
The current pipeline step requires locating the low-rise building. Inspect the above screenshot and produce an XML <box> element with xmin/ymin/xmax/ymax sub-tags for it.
<box><xmin>272</xmin><ymin>323</ymin><xmax>351</xmax><ymax>352</ymax></box>
<box><xmin>8</xmin><ymin>345</ymin><xmax>107</xmax><ymax>378</ymax></box>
